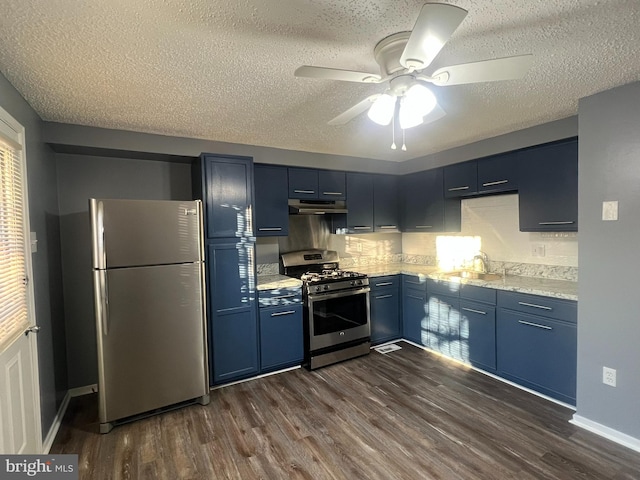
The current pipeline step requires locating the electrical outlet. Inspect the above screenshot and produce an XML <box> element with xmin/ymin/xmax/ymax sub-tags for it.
<box><xmin>532</xmin><ymin>244</ymin><xmax>546</xmax><ymax>257</ymax></box>
<box><xmin>357</xmin><ymin>242</ymin><xmax>362</xmax><ymax>252</ymax></box>
<box><xmin>603</xmin><ymin>366</ymin><xmax>617</xmax><ymax>387</ymax></box>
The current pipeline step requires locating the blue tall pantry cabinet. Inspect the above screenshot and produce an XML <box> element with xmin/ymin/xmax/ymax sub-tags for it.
<box><xmin>194</xmin><ymin>154</ymin><xmax>258</xmax><ymax>385</ymax></box>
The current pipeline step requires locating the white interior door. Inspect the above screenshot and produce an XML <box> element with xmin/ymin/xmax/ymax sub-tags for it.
<box><xmin>0</xmin><ymin>106</ymin><xmax>42</xmax><ymax>454</ymax></box>
<box><xmin>0</xmin><ymin>330</ymin><xmax>41</xmax><ymax>454</ymax></box>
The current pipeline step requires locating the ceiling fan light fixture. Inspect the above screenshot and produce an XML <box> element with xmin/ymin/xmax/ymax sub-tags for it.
<box><xmin>405</xmin><ymin>83</ymin><xmax>437</xmax><ymax>117</ymax></box>
<box><xmin>398</xmin><ymin>97</ymin><xmax>424</xmax><ymax>130</ymax></box>
<box><xmin>367</xmin><ymin>93</ymin><xmax>397</xmax><ymax>125</ymax></box>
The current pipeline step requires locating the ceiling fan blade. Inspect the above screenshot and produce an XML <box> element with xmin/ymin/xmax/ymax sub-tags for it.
<box><xmin>295</xmin><ymin>66</ymin><xmax>382</xmax><ymax>83</ymax></box>
<box><xmin>400</xmin><ymin>3</ymin><xmax>468</xmax><ymax>71</ymax></box>
<box><xmin>422</xmin><ymin>103</ymin><xmax>446</xmax><ymax>125</ymax></box>
<box><xmin>328</xmin><ymin>95</ymin><xmax>381</xmax><ymax>125</ymax></box>
<box><xmin>430</xmin><ymin>54</ymin><xmax>534</xmax><ymax>86</ymax></box>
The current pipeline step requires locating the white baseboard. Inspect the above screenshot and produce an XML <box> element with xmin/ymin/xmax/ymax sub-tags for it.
<box><xmin>570</xmin><ymin>415</ymin><xmax>640</xmax><ymax>453</ymax></box>
<box><xmin>42</xmin><ymin>384</ymin><xmax>98</xmax><ymax>454</ymax></box>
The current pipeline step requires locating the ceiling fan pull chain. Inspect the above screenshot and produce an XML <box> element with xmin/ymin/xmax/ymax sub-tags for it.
<box><xmin>391</xmin><ymin>109</ymin><xmax>397</xmax><ymax>150</ymax></box>
<box><xmin>401</xmin><ymin>128</ymin><xmax>407</xmax><ymax>151</ymax></box>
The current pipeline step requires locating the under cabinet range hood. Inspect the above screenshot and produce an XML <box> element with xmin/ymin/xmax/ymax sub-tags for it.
<box><xmin>288</xmin><ymin>199</ymin><xmax>348</xmax><ymax>215</ymax></box>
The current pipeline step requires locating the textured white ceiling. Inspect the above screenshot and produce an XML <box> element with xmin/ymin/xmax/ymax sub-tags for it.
<box><xmin>0</xmin><ymin>0</ymin><xmax>638</xmax><ymax>161</ymax></box>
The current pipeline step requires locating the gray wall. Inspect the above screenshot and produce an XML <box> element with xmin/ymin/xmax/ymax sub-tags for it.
<box><xmin>55</xmin><ymin>154</ymin><xmax>193</xmax><ymax>388</ymax></box>
<box><xmin>0</xmin><ymin>73</ymin><xmax>67</xmax><ymax>439</ymax></box>
<box><xmin>576</xmin><ymin>81</ymin><xmax>640</xmax><ymax>439</ymax></box>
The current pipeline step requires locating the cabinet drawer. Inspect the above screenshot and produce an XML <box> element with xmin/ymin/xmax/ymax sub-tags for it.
<box><xmin>460</xmin><ymin>284</ymin><xmax>496</xmax><ymax>305</ymax></box>
<box><xmin>370</xmin><ymin>275</ymin><xmax>399</xmax><ymax>291</ymax></box>
<box><xmin>497</xmin><ymin>291</ymin><xmax>576</xmax><ymax>323</ymax></box>
<box><xmin>258</xmin><ymin>287</ymin><xmax>302</xmax><ymax>308</ymax></box>
<box><xmin>402</xmin><ymin>274</ymin><xmax>427</xmax><ymax>291</ymax></box>
<box><xmin>428</xmin><ymin>278</ymin><xmax>460</xmax><ymax>297</ymax></box>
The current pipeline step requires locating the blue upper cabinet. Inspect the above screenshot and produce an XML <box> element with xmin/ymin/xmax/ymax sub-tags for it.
<box><xmin>374</xmin><ymin>175</ymin><xmax>400</xmax><ymax>232</ymax></box>
<box><xmin>346</xmin><ymin>172</ymin><xmax>374</xmax><ymax>233</ymax></box>
<box><xmin>254</xmin><ymin>164</ymin><xmax>289</xmax><ymax>236</ymax></box>
<box><xmin>444</xmin><ymin>161</ymin><xmax>478</xmax><ymax>198</ymax></box>
<box><xmin>518</xmin><ymin>138</ymin><xmax>578</xmax><ymax>232</ymax></box>
<box><xmin>288</xmin><ymin>168</ymin><xmax>346</xmax><ymax>200</ymax></box>
<box><xmin>477</xmin><ymin>151</ymin><xmax>518</xmax><ymax>194</ymax></box>
<box><xmin>201</xmin><ymin>154</ymin><xmax>254</xmax><ymax>238</ymax></box>
<box><xmin>318</xmin><ymin>170</ymin><xmax>346</xmax><ymax>200</ymax></box>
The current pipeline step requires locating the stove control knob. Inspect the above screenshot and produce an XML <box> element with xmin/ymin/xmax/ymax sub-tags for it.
<box><xmin>350</xmin><ymin>281</ymin><xmax>355</xmax><ymax>286</ymax></box>
<box><xmin>315</xmin><ymin>286</ymin><xmax>321</xmax><ymax>292</ymax></box>
<box><xmin>323</xmin><ymin>285</ymin><xmax>329</xmax><ymax>291</ymax></box>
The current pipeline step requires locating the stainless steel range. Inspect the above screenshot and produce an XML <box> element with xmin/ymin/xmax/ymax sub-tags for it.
<box><xmin>280</xmin><ymin>250</ymin><xmax>371</xmax><ymax>370</ymax></box>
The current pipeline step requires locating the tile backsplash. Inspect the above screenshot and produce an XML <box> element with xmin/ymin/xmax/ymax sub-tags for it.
<box><xmin>257</xmin><ymin>194</ymin><xmax>578</xmax><ymax>281</ymax></box>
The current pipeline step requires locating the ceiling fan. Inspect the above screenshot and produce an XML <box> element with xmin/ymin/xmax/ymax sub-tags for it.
<box><xmin>295</xmin><ymin>3</ymin><xmax>533</xmax><ymax>135</ymax></box>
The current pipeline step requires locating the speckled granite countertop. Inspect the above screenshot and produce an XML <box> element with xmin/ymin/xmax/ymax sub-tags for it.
<box><xmin>256</xmin><ymin>275</ymin><xmax>302</xmax><ymax>291</ymax></box>
<box><xmin>356</xmin><ymin>263</ymin><xmax>578</xmax><ymax>301</ymax></box>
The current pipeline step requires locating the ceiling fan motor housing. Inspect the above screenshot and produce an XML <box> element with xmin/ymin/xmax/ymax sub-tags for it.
<box><xmin>373</xmin><ymin>32</ymin><xmax>412</xmax><ymax>77</ymax></box>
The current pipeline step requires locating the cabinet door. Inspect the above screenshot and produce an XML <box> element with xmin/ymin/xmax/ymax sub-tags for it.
<box><xmin>318</xmin><ymin>170</ymin><xmax>346</xmax><ymax>200</ymax></box>
<box><xmin>374</xmin><ymin>175</ymin><xmax>400</xmax><ymax>232</ymax></box>
<box><xmin>444</xmin><ymin>161</ymin><xmax>477</xmax><ymax>198</ymax></box>
<box><xmin>207</xmin><ymin>241</ymin><xmax>258</xmax><ymax>384</ymax></box>
<box><xmin>346</xmin><ymin>172</ymin><xmax>374</xmax><ymax>233</ymax></box>
<box><xmin>496</xmin><ymin>308</ymin><xmax>576</xmax><ymax>404</ymax></box>
<box><xmin>460</xmin><ymin>300</ymin><xmax>496</xmax><ymax>371</ymax></box>
<box><xmin>202</xmin><ymin>155</ymin><xmax>254</xmax><ymax>238</ymax></box>
<box><xmin>288</xmin><ymin>168</ymin><xmax>318</xmax><ymax>199</ymax></box>
<box><xmin>518</xmin><ymin>139</ymin><xmax>578</xmax><ymax>232</ymax></box>
<box><xmin>370</xmin><ymin>280</ymin><xmax>401</xmax><ymax>345</ymax></box>
<box><xmin>477</xmin><ymin>152</ymin><xmax>518</xmax><ymax>194</ymax></box>
<box><xmin>427</xmin><ymin>293</ymin><xmax>461</xmax><ymax>360</ymax></box>
<box><xmin>402</xmin><ymin>278</ymin><xmax>428</xmax><ymax>345</ymax></box>
<box><xmin>254</xmin><ymin>164</ymin><xmax>289</xmax><ymax>236</ymax></box>
<box><xmin>401</xmin><ymin>169</ymin><xmax>445</xmax><ymax>232</ymax></box>
<box><xmin>260</xmin><ymin>305</ymin><xmax>303</xmax><ymax>372</ymax></box>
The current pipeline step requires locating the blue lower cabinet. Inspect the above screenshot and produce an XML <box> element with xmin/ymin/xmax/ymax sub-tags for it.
<box><xmin>496</xmin><ymin>308</ymin><xmax>576</xmax><ymax>404</ymax></box>
<box><xmin>427</xmin><ymin>293</ymin><xmax>461</xmax><ymax>360</ymax></box>
<box><xmin>460</xmin><ymin>300</ymin><xmax>496</xmax><ymax>372</ymax></box>
<box><xmin>259</xmin><ymin>305</ymin><xmax>304</xmax><ymax>372</ymax></box>
<box><xmin>370</xmin><ymin>276</ymin><xmax>401</xmax><ymax>345</ymax></box>
<box><xmin>402</xmin><ymin>276</ymin><xmax>428</xmax><ymax>345</ymax></box>
<box><xmin>211</xmin><ymin>310</ymin><xmax>259</xmax><ymax>384</ymax></box>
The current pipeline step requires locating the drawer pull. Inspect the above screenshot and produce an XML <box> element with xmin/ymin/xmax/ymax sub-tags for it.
<box><xmin>518</xmin><ymin>320</ymin><xmax>552</xmax><ymax>330</ymax></box>
<box><xmin>482</xmin><ymin>180</ymin><xmax>508</xmax><ymax>187</ymax></box>
<box><xmin>375</xmin><ymin>294</ymin><xmax>393</xmax><ymax>300</ymax></box>
<box><xmin>462</xmin><ymin>307</ymin><xmax>487</xmax><ymax>315</ymax></box>
<box><xmin>378</xmin><ymin>225</ymin><xmax>397</xmax><ymax>229</ymax></box>
<box><xmin>538</xmin><ymin>221</ymin><xmax>575</xmax><ymax>225</ymax></box>
<box><xmin>448</xmin><ymin>186</ymin><xmax>470</xmax><ymax>191</ymax></box>
<box><xmin>353</xmin><ymin>226</ymin><xmax>372</xmax><ymax>230</ymax></box>
<box><xmin>258</xmin><ymin>227</ymin><xmax>282</xmax><ymax>231</ymax></box>
<box><xmin>518</xmin><ymin>301</ymin><xmax>552</xmax><ymax>311</ymax></box>
<box><xmin>407</xmin><ymin>294</ymin><xmax>424</xmax><ymax>300</ymax></box>
<box><xmin>271</xmin><ymin>310</ymin><xmax>296</xmax><ymax>317</ymax></box>
<box><xmin>375</xmin><ymin>282</ymin><xmax>393</xmax><ymax>287</ymax></box>
<box><xmin>415</xmin><ymin>225</ymin><xmax>433</xmax><ymax>229</ymax></box>
<box><xmin>405</xmin><ymin>280</ymin><xmax>422</xmax><ymax>285</ymax></box>
<box><xmin>322</xmin><ymin>191</ymin><xmax>343</xmax><ymax>196</ymax></box>
<box><xmin>293</xmin><ymin>189</ymin><xmax>315</xmax><ymax>194</ymax></box>
<box><xmin>272</xmin><ymin>294</ymin><xmax>297</xmax><ymax>299</ymax></box>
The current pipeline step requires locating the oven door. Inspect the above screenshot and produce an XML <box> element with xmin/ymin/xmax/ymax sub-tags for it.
<box><xmin>307</xmin><ymin>287</ymin><xmax>371</xmax><ymax>351</ymax></box>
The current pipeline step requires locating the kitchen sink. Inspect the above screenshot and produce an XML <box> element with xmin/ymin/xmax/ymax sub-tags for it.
<box><xmin>442</xmin><ymin>271</ymin><xmax>503</xmax><ymax>281</ymax></box>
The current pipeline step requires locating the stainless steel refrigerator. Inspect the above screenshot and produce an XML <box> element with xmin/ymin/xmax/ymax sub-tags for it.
<box><xmin>90</xmin><ymin>198</ymin><xmax>209</xmax><ymax>434</ymax></box>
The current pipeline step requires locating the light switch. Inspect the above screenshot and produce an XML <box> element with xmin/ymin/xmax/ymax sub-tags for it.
<box><xmin>30</xmin><ymin>231</ymin><xmax>38</xmax><ymax>253</ymax></box>
<box><xmin>602</xmin><ymin>201</ymin><xmax>618</xmax><ymax>221</ymax></box>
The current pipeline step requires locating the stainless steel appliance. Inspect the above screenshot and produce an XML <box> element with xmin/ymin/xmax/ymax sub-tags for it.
<box><xmin>90</xmin><ymin>198</ymin><xmax>209</xmax><ymax>434</ymax></box>
<box><xmin>280</xmin><ymin>250</ymin><xmax>370</xmax><ymax>369</ymax></box>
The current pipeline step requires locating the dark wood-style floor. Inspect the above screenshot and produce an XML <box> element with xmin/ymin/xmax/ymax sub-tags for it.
<box><xmin>51</xmin><ymin>342</ymin><xmax>640</xmax><ymax>479</ymax></box>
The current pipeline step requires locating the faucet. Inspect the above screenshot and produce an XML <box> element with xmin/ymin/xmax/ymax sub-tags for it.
<box><xmin>472</xmin><ymin>251</ymin><xmax>488</xmax><ymax>274</ymax></box>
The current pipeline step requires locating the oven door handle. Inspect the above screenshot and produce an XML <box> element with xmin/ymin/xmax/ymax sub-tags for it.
<box><xmin>307</xmin><ymin>286</ymin><xmax>371</xmax><ymax>302</ymax></box>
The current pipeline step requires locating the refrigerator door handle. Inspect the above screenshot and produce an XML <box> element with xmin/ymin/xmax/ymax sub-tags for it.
<box><xmin>96</xmin><ymin>270</ymin><xmax>110</xmax><ymax>336</ymax></box>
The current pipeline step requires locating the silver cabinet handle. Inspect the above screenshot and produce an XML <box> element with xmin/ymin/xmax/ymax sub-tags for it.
<box><xmin>448</xmin><ymin>186</ymin><xmax>470</xmax><ymax>191</ymax></box>
<box><xmin>375</xmin><ymin>282</ymin><xmax>393</xmax><ymax>287</ymax></box>
<box><xmin>271</xmin><ymin>294</ymin><xmax>297</xmax><ymax>299</ymax></box>
<box><xmin>482</xmin><ymin>180</ymin><xmax>508</xmax><ymax>187</ymax></box>
<box><xmin>375</xmin><ymin>294</ymin><xmax>393</xmax><ymax>299</ymax></box>
<box><xmin>322</xmin><ymin>192</ymin><xmax>343</xmax><ymax>196</ymax></box>
<box><xmin>378</xmin><ymin>225</ymin><xmax>397</xmax><ymax>229</ymax></box>
<box><xmin>258</xmin><ymin>227</ymin><xmax>282</xmax><ymax>231</ymax></box>
<box><xmin>518</xmin><ymin>320</ymin><xmax>552</xmax><ymax>330</ymax></box>
<box><xmin>415</xmin><ymin>225</ymin><xmax>433</xmax><ymax>229</ymax></box>
<box><xmin>407</xmin><ymin>294</ymin><xmax>424</xmax><ymax>300</ymax></box>
<box><xmin>293</xmin><ymin>189</ymin><xmax>315</xmax><ymax>194</ymax></box>
<box><xmin>271</xmin><ymin>310</ymin><xmax>296</xmax><ymax>317</ymax></box>
<box><xmin>518</xmin><ymin>301</ymin><xmax>552</xmax><ymax>311</ymax></box>
<box><xmin>462</xmin><ymin>307</ymin><xmax>487</xmax><ymax>315</ymax></box>
<box><xmin>538</xmin><ymin>221</ymin><xmax>575</xmax><ymax>225</ymax></box>
<box><xmin>405</xmin><ymin>280</ymin><xmax>422</xmax><ymax>285</ymax></box>
<box><xmin>353</xmin><ymin>226</ymin><xmax>372</xmax><ymax>230</ymax></box>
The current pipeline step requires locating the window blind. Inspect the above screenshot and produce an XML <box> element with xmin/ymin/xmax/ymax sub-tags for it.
<box><xmin>0</xmin><ymin>136</ymin><xmax>28</xmax><ymax>352</ymax></box>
